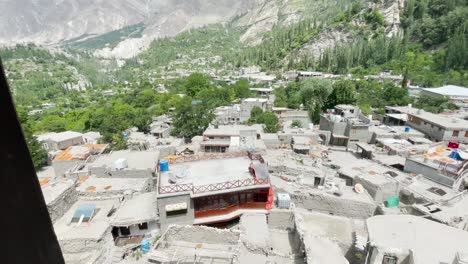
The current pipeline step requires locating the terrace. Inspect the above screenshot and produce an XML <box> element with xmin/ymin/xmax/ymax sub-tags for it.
<box><xmin>158</xmin><ymin>153</ymin><xmax>269</xmax><ymax>196</ymax></box>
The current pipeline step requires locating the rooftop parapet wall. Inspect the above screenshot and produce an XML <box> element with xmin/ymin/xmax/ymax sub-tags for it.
<box><xmin>158</xmin><ymin>151</ymin><xmax>269</xmax><ymax>196</ymax></box>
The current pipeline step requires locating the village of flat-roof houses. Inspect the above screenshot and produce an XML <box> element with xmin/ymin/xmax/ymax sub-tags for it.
<box><xmin>35</xmin><ymin>70</ymin><xmax>468</xmax><ymax>264</ymax></box>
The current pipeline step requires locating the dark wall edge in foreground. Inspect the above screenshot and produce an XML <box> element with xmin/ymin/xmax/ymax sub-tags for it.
<box><xmin>0</xmin><ymin>58</ymin><xmax>65</xmax><ymax>264</ymax></box>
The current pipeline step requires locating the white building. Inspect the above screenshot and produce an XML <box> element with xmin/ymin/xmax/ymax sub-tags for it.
<box><xmin>421</xmin><ymin>85</ymin><xmax>468</xmax><ymax>108</ymax></box>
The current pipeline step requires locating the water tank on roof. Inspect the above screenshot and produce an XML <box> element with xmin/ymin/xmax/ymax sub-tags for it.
<box><xmin>405</xmin><ymin>127</ymin><xmax>411</xmax><ymax>133</ymax></box>
<box><xmin>114</xmin><ymin>158</ymin><xmax>128</xmax><ymax>170</ymax></box>
<box><xmin>277</xmin><ymin>193</ymin><xmax>291</xmax><ymax>209</ymax></box>
<box><xmin>159</xmin><ymin>159</ymin><xmax>169</xmax><ymax>172</ymax></box>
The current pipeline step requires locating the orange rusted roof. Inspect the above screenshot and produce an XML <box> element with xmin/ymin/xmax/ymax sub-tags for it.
<box><xmin>53</xmin><ymin>144</ymin><xmax>108</xmax><ymax>161</ymax></box>
<box><xmin>79</xmin><ymin>175</ymin><xmax>89</xmax><ymax>183</ymax></box>
<box><xmin>39</xmin><ymin>177</ymin><xmax>50</xmax><ymax>187</ymax></box>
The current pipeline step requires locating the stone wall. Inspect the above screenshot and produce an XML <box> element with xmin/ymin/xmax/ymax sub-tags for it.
<box><xmin>157</xmin><ymin>194</ymin><xmax>194</xmax><ymax>231</ymax></box>
<box><xmin>404</xmin><ymin>158</ymin><xmax>455</xmax><ymax>187</ymax></box>
<box><xmin>292</xmin><ymin>193</ymin><xmax>376</xmax><ymax>219</ymax></box>
<box><xmin>162</xmin><ymin>225</ymin><xmax>239</xmax><ymax>245</ymax></box>
<box><xmin>47</xmin><ymin>185</ymin><xmax>78</xmax><ymax>223</ymax></box>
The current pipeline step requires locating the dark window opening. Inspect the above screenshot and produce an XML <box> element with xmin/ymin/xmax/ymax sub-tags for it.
<box><xmin>382</xmin><ymin>255</ymin><xmax>397</xmax><ymax>264</ymax></box>
<box><xmin>427</xmin><ymin>187</ymin><xmax>447</xmax><ymax>196</ymax></box>
<box><xmin>119</xmin><ymin>226</ymin><xmax>131</xmax><ymax>236</ymax></box>
<box><xmin>138</xmin><ymin>222</ymin><xmax>148</xmax><ymax>230</ymax></box>
<box><xmin>390</xmin><ymin>164</ymin><xmax>404</xmax><ymax>171</ymax></box>
<box><xmin>314</xmin><ymin>177</ymin><xmax>321</xmax><ymax>186</ymax></box>
<box><xmin>166</xmin><ymin>209</ymin><xmax>187</xmax><ymax>217</ymax></box>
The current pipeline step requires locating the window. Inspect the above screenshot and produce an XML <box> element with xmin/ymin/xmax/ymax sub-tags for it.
<box><xmin>166</xmin><ymin>209</ymin><xmax>187</xmax><ymax>217</ymax></box>
<box><xmin>465</xmin><ymin>131</ymin><xmax>468</xmax><ymax>137</ymax></box>
<box><xmin>453</xmin><ymin>130</ymin><xmax>459</xmax><ymax>137</ymax></box>
<box><xmin>246</xmin><ymin>193</ymin><xmax>253</xmax><ymax>203</ymax></box>
<box><xmin>42</xmin><ymin>143</ymin><xmax>49</xmax><ymax>149</ymax></box>
<box><xmin>138</xmin><ymin>222</ymin><xmax>148</xmax><ymax>230</ymax></box>
<box><xmin>239</xmin><ymin>193</ymin><xmax>246</xmax><ymax>203</ymax></box>
<box><xmin>427</xmin><ymin>187</ymin><xmax>447</xmax><ymax>196</ymax></box>
<box><xmin>382</xmin><ymin>255</ymin><xmax>397</xmax><ymax>264</ymax></box>
<box><xmin>119</xmin><ymin>226</ymin><xmax>130</xmax><ymax>236</ymax></box>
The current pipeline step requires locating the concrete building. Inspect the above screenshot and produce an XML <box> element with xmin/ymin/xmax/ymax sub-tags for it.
<box><xmin>368</xmin><ymin>125</ymin><xmax>425</xmax><ymax>144</ymax></box>
<box><xmin>201</xmin><ymin>124</ymin><xmax>264</xmax><ymax>153</ymax></box>
<box><xmin>383</xmin><ymin>106</ymin><xmax>420</xmax><ymax>126</ymax></box>
<box><xmin>156</xmin><ymin>153</ymin><xmax>271</xmax><ymax>230</ymax></box>
<box><xmin>83</xmin><ymin>131</ymin><xmax>102</xmax><ymax>144</ymax></box>
<box><xmin>51</xmin><ymin>144</ymin><xmax>108</xmax><ymax>177</ymax></box>
<box><xmin>110</xmin><ymin>192</ymin><xmax>158</xmax><ymax>246</ymax></box>
<box><xmin>339</xmin><ymin>163</ymin><xmax>401</xmax><ymax>204</ymax></box>
<box><xmin>421</xmin><ymin>85</ymin><xmax>468</xmax><ymax>109</ymax></box>
<box><xmin>411</xmin><ymin>191</ymin><xmax>468</xmax><ymax>231</ymax></box>
<box><xmin>76</xmin><ymin>176</ymin><xmax>152</xmax><ymax>198</ymax></box>
<box><xmin>277</xmin><ymin>126</ymin><xmax>321</xmax><ymax>148</ymax></box>
<box><xmin>366</xmin><ymin>215</ymin><xmax>468</xmax><ymax>264</ymax></box>
<box><xmin>127</xmin><ymin>131</ymin><xmax>183</xmax><ymax>152</ymax></box>
<box><xmin>40</xmin><ymin>179</ymin><xmax>77</xmax><ymax>223</ymax></box>
<box><xmin>249</xmin><ymin>87</ymin><xmax>273</xmax><ymax>97</ymax></box>
<box><xmin>320</xmin><ymin>105</ymin><xmax>370</xmax><ymax>147</ymax></box>
<box><xmin>404</xmin><ymin>143</ymin><xmax>468</xmax><ymax>189</ymax></box>
<box><xmin>214</xmin><ymin>104</ymin><xmax>241</xmax><ymax>125</ymax></box>
<box><xmin>87</xmin><ymin>150</ymin><xmax>159</xmax><ymax>179</ymax></box>
<box><xmin>365</xmin><ymin>71</ymin><xmax>404</xmax><ymax>85</ymax></box>
<box><xmin>37</xmin><ymin>131</ymin><xmax>84</xmax><ymax>151</ymax></box>
<box><xmin>278</xmin><ymin>110</ymin><xmax>311</xmax><ymax>129</ymax></box>
<box><xmin>148</xmin><ymin>211</ymin><xmax>306</xmax><ymax>264</ymax></box>
<box><xmin>406</xmin><ymin>110</ymin><xmax>468</xmax><ymax>143</ymax></box>
<box><xmin>150</xmin><ymin>122</ymin><xmax>171</xmax><ymax>138</ymax></box>
<box><xmin>240</xmin><ymin>98</ymin><xmax>268</xmax><ymax>122</ymax></box>
<box><xmin>53</xmin><ymin>199</ymin><xmax>119</xmax><ymax>264</ymax></box>
<box><xmin>375</xmin><ymin>138</ymin><xmax>431</xmax><ymax>156</ymax></box>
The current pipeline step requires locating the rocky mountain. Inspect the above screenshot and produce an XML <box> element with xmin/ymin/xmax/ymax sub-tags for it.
<box><xmin>0</xmin><ymin>0</ymin><xmax>260</xmax><ymax>57</ymax></box>
<box><xmin>0</xmin><ymin>0</ymin><xmax>405</xmax><ymax>59</ymax></box>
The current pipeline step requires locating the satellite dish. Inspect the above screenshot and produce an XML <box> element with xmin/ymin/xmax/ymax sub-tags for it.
<box><xmin>354</xmin><ymin>183</ymin><xmax>364</xmax><ymax>194</ymax></box>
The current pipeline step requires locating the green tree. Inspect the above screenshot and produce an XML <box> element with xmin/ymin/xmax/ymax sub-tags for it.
<box><xmin>133</xmin><ymin>89</ymin><xmax>157</xmax><ymax>109</ymax></box>
<box><xmin>16</xmin><ymin>106</ymin><xmax>47</xmax><ymax>170</ymax></box>
<box><xmin>171</xmin><ymin>98</ymin><xmax>214</xmax><ymax>141</ymax></box>
<box><xmin>257</xmin><ymin>111</ymin><xmax>279</xmax><ymax>133</ymax></box>
<box><xmin>249</xmin><ymin>106</ymin><xmax>264</xmax><ymax>123</ymax></box>
<box><xmin>382</xmin><ymin>82</ymin><xmax>412</xmax><ymax>106</ymax></box>
<box><xmin>291</xmin><ymin>120</ymin><xmax>302</xmax><ymax>128</ymax></box>
<box><xmin>185</xmin><ymin>73</ymin><xmax>211</xmax><ymax>97</ymax></box>
<box><xmin>35</xmin><ymin>115</ymin><xmax>67</xmax><ymax>132</ymax></box>
<box><xmin>111</xmin><ymin>133</ymin><xmax>128</xmax><ymax>150</ymax></box>
<box><xmin>232</xmin><ymin>79</ymin><xmax>251</xmax><ymax>98</ymax></box>
<box><xmin>325</xmin><ymin>80</ymin><xmax>357</xmax><ymax>109</ymax></box>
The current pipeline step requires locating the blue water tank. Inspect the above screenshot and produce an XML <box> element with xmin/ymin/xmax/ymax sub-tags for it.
<box><xmin>140</xmin><ymin>239</ymin><xmax>150</xmax><ymax>253</ymax></box>
<box><xmin>159</xmin><ymin>159</ymin><xmax>169</xmax><ymax>172</ymax></box>
<box><xmin>405</xmin><ymin>127</ymin><xmax>411</xmax><ymax>132</ymax></box>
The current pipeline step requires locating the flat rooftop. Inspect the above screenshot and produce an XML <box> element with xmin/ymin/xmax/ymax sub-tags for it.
<box><xmin>37</xmin><ymin>131</ymin><xmax>83</xmax><ymax>142</ymax></box>
<box><xmin>403</xmin><ymin>176</ymin><xmax>457</xmax><ymax>202</ymax></box>
<box><xmin>203</xmin><ymin>124</ymin><xmax>263</xmax><ymax>136</ymax></box>
<box><xmin>53</xmin><ymin>144</ymin><xmax>108</xmax><ymax>161</ymax></box>
<box><xmin>41</xmin><ymin>180</ymin><xmax>74</xmax><ymax>205</ymax></box>
<box><xmin>408</xmin><ymin>111</ymin><xmax>468</xmax><ymax>130</ymax></box>
<box><xmin>160</xmin><ymin>156</ymin><xmax>254</xmax><ymax>187</ymax></box>
<box><xmin>54</xmin><ymin>199</ymin><xmax>118</xmax><ymax>241</ymax></box>
<box><xmin>367</xmin><ymin>215</ymin><xmax>468</xmax><ymax>263</ymax></box>
<box><xmin>111</xmin><ymin>192</ymin><xmax>158</xmax><ymax>226</ymax></box>
<box><xmin>76</xmin><ymin>176</ymin><xmax>149</xmax><ymax>194</ymax></box>
<box><xmin>369</xmin><ymin>125</ymin><xmax>425</xmax><ymax>137</ymax></box>
<box><xmin>89</xmin><ymin>150</ymin><xmax>159</xmax><ymax>170</ymax></box>
<box><xmin>422</xmin><ymin>85</ymin><xmax>468</xmax><ymax>97</ymax></box>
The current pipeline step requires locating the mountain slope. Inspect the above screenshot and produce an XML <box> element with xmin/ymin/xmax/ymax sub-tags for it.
<box><xmin>0</xmin><ymin>0</ymin><xmax>259</xmax><ymax>53</ymax></box>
